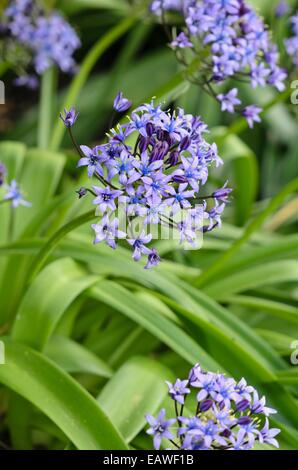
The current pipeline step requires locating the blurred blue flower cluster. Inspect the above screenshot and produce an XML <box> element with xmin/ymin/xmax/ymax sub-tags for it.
<box><xmin>286</xmin><ymin>14</ymin><xmax>298</xmax><ymax>68</ymax></box>
<box><xmin>3</xmin><ymin>0</ymin><xmax>81</xmax><ymax>86</ymax></box>
<box><xmin>151</xmin><ymin>0</ymin><xmax>287</xmax><ymax>125</ymax></box>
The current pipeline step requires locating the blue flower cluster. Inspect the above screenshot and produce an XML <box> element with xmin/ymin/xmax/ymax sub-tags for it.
<box><xmin>0</xmin><ymin>161</ymin><xmax>31</xmax><ymax>208</ymax></box>
<box><xmin>62</xmin><ymin>96</ymin><xmax>231</xmax><ymax>269</ymax></box>
<box><xmin>146</xmin><ymin>364</ymin><xmax>280</xmax><ymax>450</ymax></box>
<box><xmin>3</xmin><ymin>0</ymin><xmax>80</xmax><ymax>84</ymax></box>
<box><xmin>285</xmin><ymin>14</ymin><xmax>298</xmax><ymax>68</ymax></box>
<box><xmin>151</xmin><ymin>0</ymin><xmax>287</xmax><ymax>127</ymax></box>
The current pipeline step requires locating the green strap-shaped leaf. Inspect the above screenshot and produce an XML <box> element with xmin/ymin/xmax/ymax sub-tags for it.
<box><xmin>13</xmin><ymin>148</ymin><xmax>66</xmax><ymax>238</ymax></box>
<box><xmin>227</xmin><ymin>296</ymin><xmax>298</xmax><ymax>325</ymax></box>
<box><xmin>98</xmin><ymin>357</ymin><xmax>172</xmax><ymax>443</ymax></box>
<box><xmin>0</xmin><ymin>338</ymin><xmax>127</xmax><ymax>450</ymax></box>
<box><xmin>90</xmin><ymin>280</ymin><xmax>222</xmax><ymax>372</ymax></box>
<box><xmin>214</xmin><ymin>129</ymin><xmax>258</xmax><ymax>226</ymax></box>
<box><xmin>204</xmin><ymin>260</ymin><xmax>298</xmax><ymax>300</ymax></box>
<box><xmin>275</xmin><ymin>369</ymin><xmax>298</xmax><ymax>386</ymax></box>
<box><xmin>208</xmin><ymin>234</ymin><xmax>298</xmax><ymax>279</ymax></box>
<box><xmin>12</xmin><ymin>258</ymin><xmax>98</xmax><ymax>350</ymax></box>
<box><xmin>45</xmin><ymin>335</ymin><xmax>113</xmax><ymax>377</ymax></box>
<box><xmin>195</xmin><ymin>177</ymin><xmax>298</xmax><ymax>287</ymax></box>
<box><xmin>0</xmin><ymin>141</ymin><xmax>26</xmax><ymax>281</ymax></box>
<box><xmin>0</xmin><ymin>147</ymin><xmax>66</xmax><ymax>323</ymax></box>
<box><xmin>59</xmin><ymin>0</ymin><xmax>129</xmax><ymax>14</ymax></box>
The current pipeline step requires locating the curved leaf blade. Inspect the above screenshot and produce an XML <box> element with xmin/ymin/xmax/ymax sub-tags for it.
<box><xmin>0</xmin><ymin>338</ymin><xmax>127</xmax><ymax>450</ymax></box>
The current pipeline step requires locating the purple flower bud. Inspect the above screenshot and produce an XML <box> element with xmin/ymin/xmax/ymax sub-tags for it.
<box><xmin>219</xmin><ymin>400</ymin><xmax>225</xmax><ymax>410</ymax></box>
<box><xmin>166</xmin><ymin>150</ymin><xmax>179</xmax><ymax>167</ymax></box>
<box><xmin>200</xmin><ymin>399</ymin><xmax>213</xmax><ymax>412</ymax></box>
<box><xmin>212</xmin><ymin>183</ymin><xmax>233</xmax><ymax>203</ymax></box>
<box><xmin>150</xmin><ymin>141</ymin><xmax>169</xmax><ymax>162</ymax></box>
<box><xmin>76</xmin><ymin>187</ymin><xmax>87</xmax><ymax>199</ymax></box>
<box><xmin>237</xmin><ymin>399</ymin><xmax>250</xmax><ymax>412</ymax></box>
<box><xmin>172</xmin><ymin>174</ymin><xmax>187</xmax><ymax>184</ymax></box>
<box><xmin>60</xmin><ymin>107</ymin><xmax>79</xmax><ymax>128</ymax></box>
<box><xmin>180</xmin><ymin>136</ymin><xmax>191</xmax><ymax>151</ymax></box>
<box><xmin>220</xmin><ymin>428</ymin><xmax>232</xmax><ymax>438</ymax></box>
<box><xmin>113</xmin><ymin>92</ymin><xmax>132</xmax><ymax>113</ymax></box>
<box><xmin>156</xmin><ymin>127</ymin><xmax>165</xmax><ymax>141</ymax></box>
<box><xmin>275</xmin><ymin>0</ymin><xmax>289</xmax><ymax>17</ymax></box>
<box><xmin>139</xmin><ymin>136</ymin><xmax>150</xmax><ymax>153</ymax></box>
<box><xmin>238</xmin><ymin>416</ymin><xmax>252</xmax><ymax>426</ymax></box>
<box><xmin>188</xmin><ymin>363</ymin><xmax>201</xmax><ymax>384</ymax></box>
<box><xmin>146</xmin><ymin>122</ymin><xmax>155</xmax><ymax>137</ymax></box>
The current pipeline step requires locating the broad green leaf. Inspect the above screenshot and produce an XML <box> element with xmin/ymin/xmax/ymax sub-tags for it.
<box><xmin>0</xmin><ymin>338</ymin><xmax>127</xmax><ymax>450</ymax></box>
<box><xmin>12</xmin><ymin>258</ymin><xmax>98</xmax><ymax>350</ymax></box>
<box><xmin>45</xmin><ymin>335</ymin><xmax>113</xmax><ymax>377</ymax></box>
<box><xmin>1</xmin><ymin>236</ymin><xmax>296</xmax><ymax>421</ymax></box>
<box><xmin>212</xmin><ymin>234</ymin><xmax>298</xmax><ymax>279</ymax></box>
<box><xmin>0</xmin><ymin>142</ymin><xmax>25</xmax><ymax>241</ymax></box>
<box><xmin>195</xmin><ymin>177</ymin><xmax>298</xmax><ymax>287</ymax></box>
<box><xmin>58</xmin><ymin>0</ymin><xmax>129</xmax><ymax>14</ymax></box>
<box><xmin>227</xmin><ymin>295</ymin><xmax>298</xmax><ymax>325</ymax></box>
<box><xmin>0</xmin><ymin>141</ymin><xmax>26</xmax><ymax>296</ymax></box>
<box><xmin>204</xmin><ymin>261</ymin><xmax>298</xmax><ymax>300</ymax></box>
<box><xmin>0</xmin><ymin>148</ymin><xmax>66</xmax><ymax>323</ymax></box>
<box><xmin>90</xmin><ymin>280</ymin><xmax>222</xmax><ymax>371</ymax></box>
<box><xmin>214</xmin><ymin>129</ymin><xmax>258</xmax><ymax>226</ymax></box>
<box><xmin>256</xmin><ymin>329</ymin><xmax>296</xmax><ymax>356</ymax></box>
<box><xmin>1</xmin><ymin>237</ymin><xmax>288</xmax><ymax>372</ymax></box>
<box><xmin>98</xmin><ymin>357</ymin><xmax>171</xmax><ymax>442</ymax></box>
<box><xmin>12</xmin><ymin>148</ymin><xmax>65</xmax><ymax>237</ymax></box>
<box><xmin>275</xmin><ymin>369</ymin><xmax>298</xmax><ymax>386</ymax></box>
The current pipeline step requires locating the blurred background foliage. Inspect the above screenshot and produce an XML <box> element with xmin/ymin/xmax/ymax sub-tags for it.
<box><xmin>0</xmin><ymin>0</ymin><xmax>297</xmax><ymax>451</ymax></box>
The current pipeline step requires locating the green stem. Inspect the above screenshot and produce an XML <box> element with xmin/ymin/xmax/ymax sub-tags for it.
<box><xmin>50</xmin><ymin>12</ymin><xmax>143</xmax><ymax>151</ymax></box>
<box><xmin>27</xmin><ymin>209</ymin><xmax>97</xmax><ymax>284</ymax></box>
<box><xmin>9</xmin><ymin>207</ymin><xmax>14</xmax><ymax>242</ymax></box>
<box><xmin>194</xmin><ymin>177</ymin><xmax>298</xmax><ymax>288</ymax></box>
<box><xmin>38</xmin><ymin>67</ymin><xmax>57</xmax><ymax>149</ymax></box>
